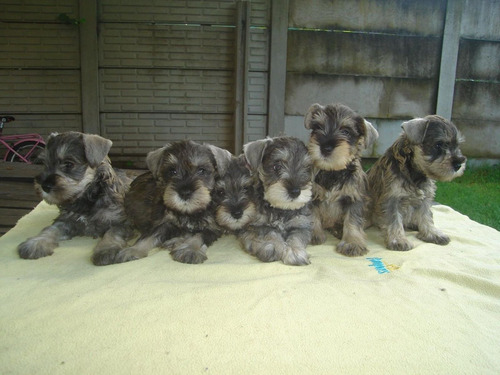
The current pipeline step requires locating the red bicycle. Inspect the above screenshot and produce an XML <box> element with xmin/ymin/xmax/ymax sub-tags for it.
<box><xmin>0</xmin><ymin>116</ymin><xmax>46</xmax><ymax>164</ymax></box>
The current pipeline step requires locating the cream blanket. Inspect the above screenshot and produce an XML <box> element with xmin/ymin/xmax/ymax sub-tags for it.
<box><xmin>1</xmin><ymin>202</ymin><xmax>499</xmax><ymax>374</ymax></box>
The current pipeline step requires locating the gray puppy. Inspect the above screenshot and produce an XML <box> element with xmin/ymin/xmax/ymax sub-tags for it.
<box><xmin>304</xmin><ymin>103</ymin><xmax>379</xmax><ymax>257</ymax></box>
<box><xmin>115</xmin><ymin>140</ymin><xmax>231</xmax><ymax>264</ymax></box>
<box><xmin>367</xmin><ymin>115</ymin><xmax>466</xmax><ymax>251</ymax></box>
<box><xmin>213</xmin><ymin>155</ymin><xmax>257</xmax><ymax>233</ymax></box>
<box><xmin>17</xmin><ymin>131</ymin><xmax>133</xmax><ymax>265</ymax></box>
<box><xmin>240</xmin><ymin>136</ymin><xmax>314</xmax><ymax>266</ymax></box>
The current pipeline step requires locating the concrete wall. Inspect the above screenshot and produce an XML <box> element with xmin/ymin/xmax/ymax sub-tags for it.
<box><xmin>284</xmin><ymin>0</ymin><xmax>500</xmax><ymax>159</ymax></box>
<box><xmin>0</xmin><ymin>0</ymin><xmax>498</xmax><ymax>162</ymax></box>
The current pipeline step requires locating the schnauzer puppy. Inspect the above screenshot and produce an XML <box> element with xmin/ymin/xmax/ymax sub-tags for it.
<box><xmin>367</xmin><ymin>115</ymin><xmax>466</xmax><ymax>251</ymax></box>
<box><xmin>213</xmin><ymin>155</ymin><xmax>257</xmax><ymax>233</ymax></box>
<box><xmin>115</xmin><ymin>140</ymin><xmax>231</xmax><ymax>264</ymax></box>
<box><xmin>17</xmin><ymin>131</ymin><xmax>133</xmax><ymax>265</ymax></box>
<box><xmin>239</xmin><ymin>136</ymin><xmax>314</xmax><ymax>266</ymax></box>
<box><xmin>304</xmin><ymin>103</ymin><xmax>379</xmax><ymax>257</ymax></box>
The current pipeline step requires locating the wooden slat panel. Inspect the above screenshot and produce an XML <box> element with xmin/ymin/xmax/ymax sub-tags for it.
<box><xmin>99</xmin><ymin>24</ymin><xmax>235</xmax><ymax>70</ymax></box>
<box><xmin>0</xmin><ymin>208</ymin><xmax>32</xmax><ymax>226</ymax></box>
<box><xmin>0</xmin><ymin>161</ymin><xmax>42</xmax><ymax>179</ymax></box>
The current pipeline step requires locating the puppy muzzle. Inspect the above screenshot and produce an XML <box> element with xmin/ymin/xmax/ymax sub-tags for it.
<box><xmin>288</xmin><ymin>186</ymin><xmax>301</xmax><ymax>199</ymax></box>
<box><xmin>37</xmin><ymin>174</ymin><xmax>57</xmax><ymax>193</ymax></box>
<box><xmin>452</xmin><ymin>156</ymin><xmax>466</xmax><ymax>172</ymax></box>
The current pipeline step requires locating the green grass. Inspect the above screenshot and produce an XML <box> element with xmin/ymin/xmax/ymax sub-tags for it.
<box><xmin>435</xmin><ymin>164</ymin><xmax>500</xmax><ymax>231</ymax></box>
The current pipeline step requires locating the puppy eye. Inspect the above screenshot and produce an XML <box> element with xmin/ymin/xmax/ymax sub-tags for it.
<box><xmin>310</xmin><ymin>121</ymin><xmax>323</xmax><ymax>131</ymax></box>
<box><xmin>339</xmin><ymin>128</ymin><xmax>351</xmax><ymax>137</ymax></box>
<box><xmin>168</xmin><ymin>168</ymin><xmax>177</xmax><ymax>176</ymax></box>
<box><xmin>273</xmin><ymin>164</ymin><xmax>282</xmax><ymax>173</ymax></box>
<box><xmin>434</xmin><ymin>141</ymin><xmax>446</xmax><ymax>151</ymax></box>
<box><xmin>63</xmin><ymin>161</ymin><xmax>74</xmax><ymax>171</ymax></box>
<box><xmin>197</xmin><ymin>167</ymin><xmax>206</xmax><ymax>176</ymax></box>
<box><xmin>216</xmin><ymin>188</ymin><xmax>225</xmax><ymax>197</ymax></box>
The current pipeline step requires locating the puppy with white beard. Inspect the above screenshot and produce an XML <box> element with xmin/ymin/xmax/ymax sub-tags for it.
<box><xmin>115</xmin><ymin>140</ymin><xmax>231</xmax><ymax>264</ymax></box>
<box><xmin>239</xmin><ymin>136</ymin><xmax>314</xmax><ymax>266</ymax></box>
<box><xmin>304</xmin><ymin>103</ymin><xmax>379</xmax><ymax>257</ymax></box>
<box><xmin>367</xmin><ymin>115</ymin><xmax>466</xmax><ymax>251</ymax></box>
<box><xmin>17</xmin><ymin>131</ymin><xmax>133</xmax><ymax>265</ymax></box>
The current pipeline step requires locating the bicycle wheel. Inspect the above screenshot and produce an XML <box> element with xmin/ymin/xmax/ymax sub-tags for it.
<box><xmin>7</xmin><ymin>141</ymin><xmax>45</xmax><ymax>164</ymax></box>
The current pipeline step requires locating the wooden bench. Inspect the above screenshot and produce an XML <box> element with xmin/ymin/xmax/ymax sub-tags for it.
<box><xmin>0</xmin><ymin>161</ymin><xmax>42</xmax><ymax>236</ymax></box>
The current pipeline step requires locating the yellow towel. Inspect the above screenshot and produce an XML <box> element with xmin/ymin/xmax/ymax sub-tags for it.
<box><xmin>1</xmin><ymin>202</ymin><xmax>499</xmax><ymax>374</ymax></box>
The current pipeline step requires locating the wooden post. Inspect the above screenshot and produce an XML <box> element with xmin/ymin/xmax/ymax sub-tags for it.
<box><xmin>436</xmin><ymin>0</ymin><xmax>463</xmax><ymax>119</ymax></box>
<box><xmin>79</xmin><ymin>0</ymin><xmax>100</xmax><ymax>134</ymax></box>
<box><xmin>234</xmin><ymin>1</ymin><xmax>250</xmax><ymax>155</ymax></box>
<box><xmin>267</xmin><ymin>0</ymin><xmax>289</xmax><ymax>137</ymax></box>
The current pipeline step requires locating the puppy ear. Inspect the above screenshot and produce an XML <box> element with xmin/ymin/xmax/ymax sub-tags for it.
<box><xmin>208</xmin><ymin>144</ymin><xmax>232</xmax><ymax>176</ymax></box>
<box><xmin>362</xmin><ymin>120</ymin><xmax>379</xmax><ymax>149</ymax></box>
<box><xmin>48</xmin><ymin>132</ymin><xmax>59</xmax><ymax>140</ymax></box>
<box><xmin>243</xmin><ymin>138</ymin><xmax>271</xmax><ymax>171</ymax></box>
<box><xmin>304</xmin><ymin>103</ymin><xmax>326</xmax><ymax>130</ymax></box>
<box><xmin>146</xmin><ymin>146</ymin><xmax>167</xmax><ymax>178</ymax></box>
<box><xmin>82</xmin><ymin>134</ymin><xmax>112</xmax><ymax>168</ymax></box>
<box><xmin>401</xmin><ymin>118</ymin><xmax>428</xmax><ymax>144</ymax></box>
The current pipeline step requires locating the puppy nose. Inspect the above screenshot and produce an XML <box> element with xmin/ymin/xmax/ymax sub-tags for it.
<box><xmin>40</xmin><ymin>175</ymin><xmax>56</xmax><ymax>193</ymax></box>
<box><xmin>453</xmin><ymin>157</ymin><xmax>465</xmax><ymax>172</ymax></box>
<box><xmin>178</xmin><ymin>188</ymin><xmax>193</xmax><ymax>201</ymax></box>
<box><xmin>288</xmin><ymin>187</ymin><xmax>301</xmax><ymax>199</ymax></box>
<box><xmin>321</xmin><ymin>145</ymin><xmax>333</xmax><ymax>155</ymax></box>
<box><xmin>231</xmin><ymin>207</ymin><xmax>243</xmax><ymax>219</ymax></box>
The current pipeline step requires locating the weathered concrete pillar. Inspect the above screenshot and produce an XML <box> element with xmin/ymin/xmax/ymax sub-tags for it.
<box><xmin>267</xmin><ymin>0</ymin><xmax>289</xmax><ymax>137</ymax></box>
<box><xmin>234</xmin><ymin>1</ymin><xmax>250</xmax><ymax>154</ymax></box>
<box><xmin>79</xmin><ymin>0</ymin><xmax>100</xmax><ymax>134</ymax></box>
<box><xmin>436</xmin><ymin>0</ymin><xmax>463</xmax><ymax>119</ymax></box>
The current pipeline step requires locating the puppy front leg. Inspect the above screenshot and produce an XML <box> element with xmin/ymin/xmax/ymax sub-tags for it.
<box><xmin>18</xmin><ymin>222</ymin><xmax>68</xmax><ymax>259</ymax></box>
<box><xmin>383</xmin><ymin>197</ymin><xmax>413</xmax><ymax>251</ymax></box>
<box><xmin>239</xmin><ymin>227</ymin><xmax>286</xmax><ymax>263</ymax></box>
<box><xmin>310</xmin><ymin>205</ymin><xmax>327</xmax><ymax>245</ymax></box>
<box><xmin>169</xmin><ymin>230</ymin><xmax>218</xmax><ymax>264</ymax></box>
<box><xmin>414</xmin><ymin>200</ymin><xmax>450</xmax><ymax>245</ymax></box>
<box><xmin>92</xmin><ymin>225</ymin><xmax>134</xmax><ymax>266</ymax></box>
<box><xmin>336</xmin><ymin>199</ymin><xmax>369</xmax><ymax>256</ymax></box>
<box><xmin>115</xmin><ymin>235</ymin><xmax>160</xmax><ymax>263</ymax></box>
<box><xmin>283</xmin><ymin>229</ymin><xmax>311</xmax><ymax>266</ymax></box>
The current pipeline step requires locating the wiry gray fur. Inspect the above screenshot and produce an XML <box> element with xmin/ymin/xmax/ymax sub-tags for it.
<box><xmin>115</xmin><ymin>140</ymin><xmax>232</xmax><ymax>264</ymax></box>
<box><xmin>304</xmin><ymin>103</ymin><xmax>378</xmax><ymax>257</ymax></box>
<box><xmin>367</xmin><ymin>115</ymin><xmax>466</xmax><ymax>251</ymax></box>
<box><xmin>240</xmin><ymin>136</ymin><xmax>314</xmax><ymax>266</ymax></box>
<box><xmin>17</xmin><ymin>131</ymin><xmax>133</xmax><ymax>265</ymax></box>
<box><xmin>213</xmin><ymin>155</ymin><xmax>257</xmax><ymax>233</ymax></box>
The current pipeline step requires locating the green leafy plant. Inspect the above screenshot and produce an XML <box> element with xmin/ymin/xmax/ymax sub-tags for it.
<box><xmin>57</xmin><ymin>13</ymin><xmax>86</xmax><ymax>25</ymax></box>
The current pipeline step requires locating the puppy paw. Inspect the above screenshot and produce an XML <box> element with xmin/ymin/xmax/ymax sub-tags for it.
<box><xmin>115</xmin><ymin>247</ymin><xmax>147</xmax><ymax>263</ymax></box>
<box><xmin>170</xmin><ymin>244</ymin><xmax>208</xmax><ymax>264</ymax></box>
<box><xmin>162</xmin><ymin>237</ymin><xmax>182</xmax><ymax>251</ymax></box>
<box><xmin>336</xmin><ymin>241</ymin><xmax>368</xmax><ymax>257</ymax></box>
<box><xmin>417</xmin><ymin>231</ymin><xmax>450</xmax><ymax>246</ymax></box>
<box><xmin>310</xmin><ymin>230</ymin><xmax>326</xmax><ymax>245</ymax></box>
<box><xmin>92</xmin><ymin>247</ymin><xmax>120</xmax><ymax>266</ymax></box>
<box><xmin>282</xmin><ymin>246</ymin><xmax>310</xmax><ymax>266</ymax></box>
<box><xmin>254</xmin><ymin>243</ymin><xmax>282</xmax><ymax>263</ymax></box>
<box><xmin>387</xmin><ymin>238</ymin><xmax>413</xmax><ymax>251</ymax></box>
<box><xmin>18</xmin><ymin>237</ymin><xmax>57</xmax><ymax>259</ymax></box>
